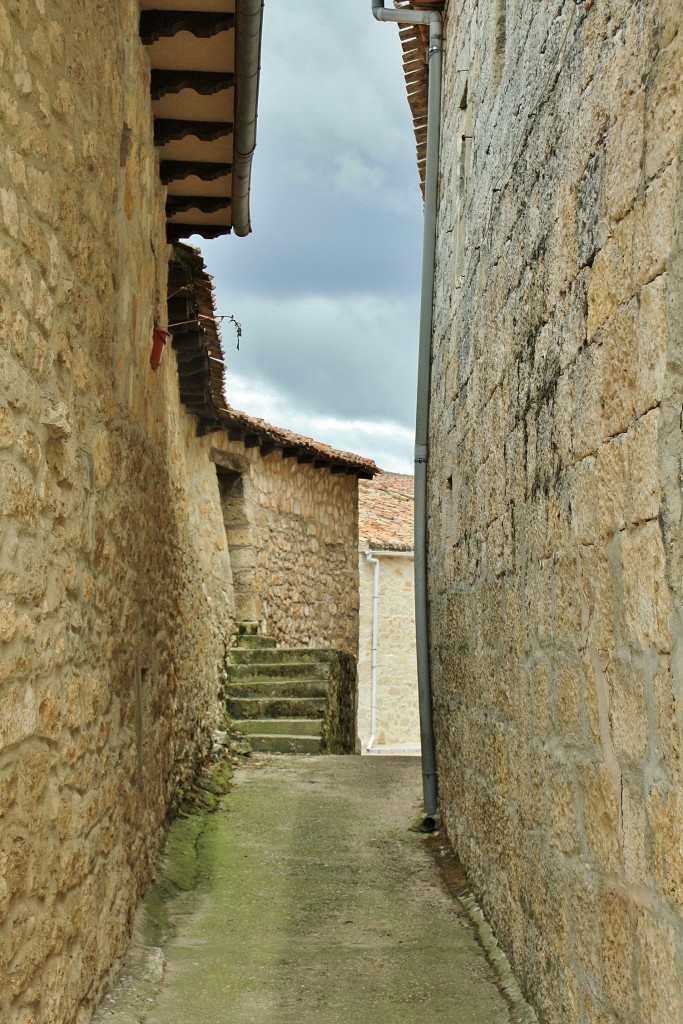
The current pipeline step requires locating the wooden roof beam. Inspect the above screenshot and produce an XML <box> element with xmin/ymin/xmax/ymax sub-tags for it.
<box><xmin>154</xmin><ymin>119</ymin><xmax>234</xmax><ymax>147</ymax></box>
<box><xmin>151</xmin><ymin>69</ymin><xmax>234</xmax><ymax>100</ymax></box>
<box><xmin>160</xmin><ymin>160</ymin><xmax>232</xmax><ymax>184</ymax></box>
<box><xmin>139</xmin><ymin>11</ymin><xmax>235</xmax><ymax>45</ymax></box>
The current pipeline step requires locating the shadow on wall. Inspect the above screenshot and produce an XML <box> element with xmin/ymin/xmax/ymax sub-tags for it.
<box><xmin>216</xmin><ymin>464</ymin><xmax>261</xmax><ymax>624</ymax></box>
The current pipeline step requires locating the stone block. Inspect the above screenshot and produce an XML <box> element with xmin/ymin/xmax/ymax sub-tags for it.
<box><xmin>569</xmin><ymin>456</ymin><xmax>599</xmax><ymax>544</ymax></box>
<box><xmin>0</xmin><ymin>186</ymin><xmax>19</xmax><ymax>237</ymax></box>
<box><xmin>599</xmin><ymin>298</ymin><xmax>639</xmax><ymax>437</ymax></box>
<box><xmin>636</xmin><ymin>908</ymin><xmax>683</xmax><ymax>1024</ymax></box>
<box><xmin>636</xmin><ymin>273</ymin><xmax>668</xmax><ymax>409</ymax></box>
<box><xmin>633</xmin><ymin>162</ymin><xmax>677</xmax><ymax>287</ymax></box>
<box><xmin>553</xmin><ymin>547</ymin><xmax>584</xmax><ymax>642</ymax></box>
<box><xmin>651</xmin><ymin>656</ymin><xmax>681</xmax><ymax>776</ymax></box>
<box><xmin>648</xmin><ymin>783</ymin><xmax>683</xmax><ymax>908</ymax></box>
<box><xmin>17</xmin><ymin>429</ymin><xmax>41</xmax><ymax>473</ymax></box>
<box><xmin>545</xmin><ymin>758</ymin><xmax>581</xmax><ymax>856</ymax></box>
<box><xmin>587</xmin><ymin>213</ymin><xmax>635</xmax><ymax>340</ymax></box>
<box><xmin>580</xmin><ymin>761</ymin><xmax>622</xmax><ymax>875</ymax></box>
<box><xmin>0</xmin><ymin>600</ymin><xmax>19</xmax><ymax>643</ymax></box>
<box><xmin>607</xmin><ymin>652</ymin><xmax>649</xmax><ymax>762</ymax></box>
<box><xmin>546</xmin><ymin>180</ymin><xmax>580</xmax><ymax>300</ymax></box>
<box><xmin>619</xmin><ymin>520</ymin><xmax>671</xmax><ymax>654</ymax></box>
<box><xmin>572</xmin><ymin>342</ymin><xmax>608</xmax><ymax>459</ymax></box>
<box><xmin>644</xmin><ymin>32</ymin><xmax>683</xmax><ymax>180</ymax></box>
<box><xmin>621</xmin><ymin>776</ymin><xmax>649</xmax><ymax>887</ymax></box>
<box><xmin>578</xmin><ymin>146</ymin><xmax>608</xmax><ymax>268</ymax></box>
<box><xmin>0</xmin><ymin>685</ymin><xmax>38</xmax><ymax>748</ymax></box>
<box><xmin>16</xmin><ymin>749</ymin><xmax>49</xmax><ymax>807</ymax></box>
<box><xmin>0</xmin><ymin>762</ymin><xmax>18</xmax><ymax>819</ymax></box>
<box><xmin>578</xmin><ymin>541</ymin><xmax>617</xmax><ymax>651</ymax></box>
<box><xmin>566</xmin><ymin>862</ymin><xmax>603</xmax><ymax>977</ymax></box>
<box><xmin>595</xmin><ymin>434</ymin><xmax>627</xmax><ymax>539</ymax></box>
<box><xmin>599</xmin><ymin>887</ymin><xmax>636</xmax><ymax>1016</ymax></box>
<box><xmin>623</xmin><ymin>408</ymin><xmax>660</xmax><ymax>525</ymax></box>
<box><xmin>604</xmin><ymin>88</ymin><xmax>644</xmax><ymax>225</ymax></box>
<box><xmin>551</xmin><ymin>646</ymin><xmax>585</xmax><ymax>737</ymax></box>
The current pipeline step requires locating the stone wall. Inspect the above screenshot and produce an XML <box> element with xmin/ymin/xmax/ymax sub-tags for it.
<box><xmin>0</xmin><ymin>3</ymin><xmax>234</xmax><ymax>1022</ymax></box>
<box><xmin>429</xmin><ymin>1</ymin><xmax>683</xmax><ymax>1021</ymax></box>
<box><xmin>211</xmin><ymin>437</ymin><xmax>360</xmax><ymax>656</ymax></box>
<box><xmin>319</xmin><ymin>649</ymin><xmax>359</xmax><ymax>755</ymax></box>
<box><xmin>358</xmin><ymin>551</ymin><xmax>420</xmax><ymax>750</ymax></box>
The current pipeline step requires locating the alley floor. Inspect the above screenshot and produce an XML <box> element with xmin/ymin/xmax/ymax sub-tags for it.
<box><xmin>110</xmin><ymin>755</ymin><xmax>520</xmax><ymax>1024</ymax></box>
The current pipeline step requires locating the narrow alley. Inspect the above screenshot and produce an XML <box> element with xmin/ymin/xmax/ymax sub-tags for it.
<box><xmin>110</xmin><ymin>756</ymin><xmax>524</xmax><ymax>1024</ymax></box>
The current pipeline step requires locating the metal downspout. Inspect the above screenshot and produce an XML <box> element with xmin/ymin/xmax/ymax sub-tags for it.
<box><xmin>232</xmin><ymin>0</ymin><xmax>265</xmax><ymax>237</ymax></box>
<box><xmin>371</xmin><ymin>0</ymin><xmax>442</xmax><ymax>820</ymax></box>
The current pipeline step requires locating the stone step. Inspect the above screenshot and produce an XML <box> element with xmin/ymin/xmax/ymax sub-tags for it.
<box><xmin>233</xmin><ymin>635</ymin><xmax>277</xmax><ymax>650</ymax></box>
<box><xmin>244</xmin><ymin>733</ymin><xmax>322</xmax><ymax>754</ymax></box>
<box><xmin>227</xmin><ymin>696</ymin><xmax>326</xmax><ymax>720</ymax></box>
<box><xmin>226</xmin><ymin>679</ymin><xmax>329</xmax><ymax>699</ymax></box>
<box><xmin>237</xmin><ymin>718</ymin><xmax>323</xmax><ymax>737</ymax></box>
<box><xmin>228</xmin><ymin>660</ymin><xmax>327</xmax><ymax>682</ymax></box>
<box><xmin>230</xmin><ymin>647</ymin><xmax>334</xmax><ymax>665</ymax></box>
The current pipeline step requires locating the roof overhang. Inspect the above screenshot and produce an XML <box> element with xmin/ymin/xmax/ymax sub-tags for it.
<box><xmin>140</xmin><ymin>0</ymin><xmax>263</xmax><ymax>241</ymax></box>
<box><xmin>167</xmin><ymin>243</ymin><xmax>229</xmax><ymax>435</ymax></box>
<box><xmin>394</xmin><ymin>0</ymin><xmax>444</xmax><ymax>195</ymax></box>
<box><xmin>218</xmin><ymin>410</ymin><xmax>379</xmax><ymax>479</ymax></box>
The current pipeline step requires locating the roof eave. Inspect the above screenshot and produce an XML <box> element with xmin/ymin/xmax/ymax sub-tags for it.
<box><xmin>219</xmin><ymin>409</ymin><xmax>378</xmax><ymax>477</ymax></box>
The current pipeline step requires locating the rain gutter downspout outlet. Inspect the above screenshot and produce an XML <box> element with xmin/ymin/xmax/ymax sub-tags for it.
<box><xmin>371</xmin><ymin>0</ymin><xmax>442</xmax><ymax>820</ymax></box>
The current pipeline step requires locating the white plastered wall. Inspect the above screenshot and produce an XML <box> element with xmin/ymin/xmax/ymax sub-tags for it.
<box><xmin>357</xmin><ymin>548</ymin><xmax>420</xmax><ymax>753</ymax></box>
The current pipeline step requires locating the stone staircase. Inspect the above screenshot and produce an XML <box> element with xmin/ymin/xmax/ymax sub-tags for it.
<box><xmin>225</xmin><ymin>628</ymin><xmax>334</xmax><ymax>754</ymax></box>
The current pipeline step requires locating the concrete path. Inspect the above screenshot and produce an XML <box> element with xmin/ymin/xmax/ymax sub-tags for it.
<box><xmin>145</xmin><ymin>755</ymin><xmax>512</xmax><ymax>1024</ymax></box>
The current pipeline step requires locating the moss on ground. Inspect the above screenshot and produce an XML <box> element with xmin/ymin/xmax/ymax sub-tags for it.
<box><xmin>91</xmin><ymin>749</ymin><xmax>239</xmax><ymax>1022</ymax></box>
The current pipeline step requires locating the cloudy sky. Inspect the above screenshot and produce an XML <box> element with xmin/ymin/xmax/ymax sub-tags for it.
<box><xmin>201</xmin><ymin>1</ymin><xmax>423</xmax><ymax>473</ymax></box>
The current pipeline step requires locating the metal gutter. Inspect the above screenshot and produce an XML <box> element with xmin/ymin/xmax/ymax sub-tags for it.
<box><xmin>232</xmin><ymin>0</ymin><xmax>265</xmax><ymax>236</ymax></box>
<box><xmin>371</xmin><ymin>0</ymin><xmax>442</xmax><ymax>822</ymax></box>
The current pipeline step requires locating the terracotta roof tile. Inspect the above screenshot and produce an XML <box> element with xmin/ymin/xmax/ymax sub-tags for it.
<box><xmin>168</xmin><ymin>243</ymin><xmax>228</xmax><ymax>435</ymax></box>
<box><xmin>359</xmin><ymin>472</ymin><xmax>414</xmax><ymax>550</ymax></box>
<box><xmin>220</xmin><ymin>407</ymin><xmax>378</xmax><ymax>478</ymax></box>
<box><xmin>394</xmin><ymin>1</ymin><xmax>444</xmax><ymax>195</ymax></box>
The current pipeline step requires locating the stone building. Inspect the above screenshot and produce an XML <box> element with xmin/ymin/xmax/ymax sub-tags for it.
<box><xmin>213</xmin><ymin>408</ymin><xmax>374</xmax><ymax>658</ymax></box>
<box><xmin>385</xmin><ymin>0</ymin><xmax>683</xmax><ymax>1021</ymax></box>
<box><xmin>358</xmin><ymin>473</ymin><xmax>420</xmax><ymax>753</ymax></box>
<box><xmin>0</xmin><ymin>4</ymin><xmax>372</xmax><ymax>1022</ymax></box>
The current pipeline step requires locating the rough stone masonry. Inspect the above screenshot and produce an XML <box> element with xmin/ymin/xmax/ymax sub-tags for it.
<box><xmin>0</xmin><ymin>5</ymin><xmax>368</xmax><ymax>1022</ymax></box>
<box><xmin>0</xmin><ymin>3</ymin><xmax>235</xmax><ymax>1021</ymax></box>
<box><xmin>427</xmin><ymin>1</ymin><xmax>683</xmax><ymax>1022</ymax></box>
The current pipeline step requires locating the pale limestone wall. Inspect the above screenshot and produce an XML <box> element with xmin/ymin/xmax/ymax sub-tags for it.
<box><xmin>358</xmin><ymin>550</ymin><xmax>420</xmax><ymax>749</ymax></box>
<box><xmin>429</xmin><ymin>1</ymin><xmax>683</xmax><ymax>1021</ymax></box>
<box><xmin>0</xmin><ymin>4</ymin><xmax>234</xmax><ymax>1022</ymax></box>
<box><xmin>210</xmin><ymin>437</ymin><xmax>360</xmax><ymax>657</ymax></box>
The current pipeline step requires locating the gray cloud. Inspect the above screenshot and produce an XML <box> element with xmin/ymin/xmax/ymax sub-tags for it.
<box><xmin>196</xmin><ymin>0</ymin><xmax>423</xmax><ymax>471</ymax></box>
<box><xmin>204</xmin><ymin>181</ymin><xmax>422</xmax><ymax>299</ymax></box>
<box><xmin>217</xmin><ymin>291</ymin><xmax>419</xmax><ymax>427</ymax></box>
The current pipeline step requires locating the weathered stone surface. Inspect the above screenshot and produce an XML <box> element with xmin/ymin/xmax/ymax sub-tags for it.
<box><xmin>210</xmin><ymin>438</ymin><xmax>360</xmax><ymax>657</ymax></box>
<box><xmin>358</xmin><ymin>550</ymin><xmax>418</xmax><ymax>749</ymax></box>
<box><xmin>428</xmin><ymin>0</ymin><xmax>683</xmax><ymax>1020</ymax></box>
<box><xmin>319</xmin><ymin>650</ymin><xmax>358</xmax><ymax>755</ymax></box>
<box><xmin>0</xmin><ymin>4</ymin><xmax>235</xmax><ymax>1022</ymax></box>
